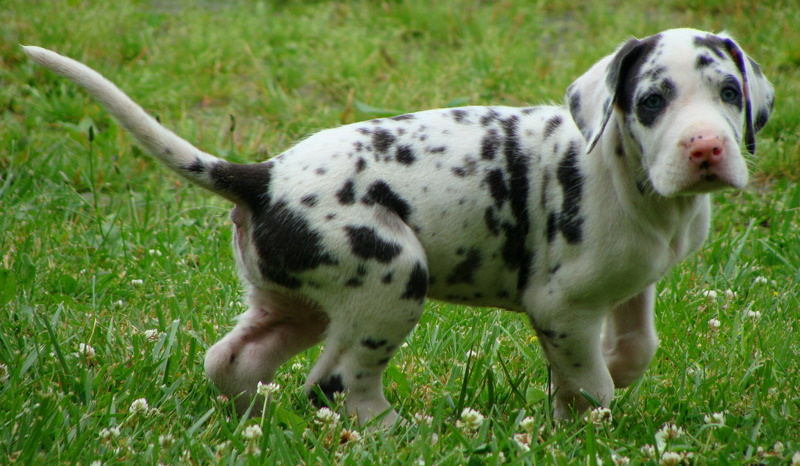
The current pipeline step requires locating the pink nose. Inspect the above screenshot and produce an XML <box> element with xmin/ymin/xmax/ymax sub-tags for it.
<box><xmin>687</xmin><ymin>135</ymin><xmax>724</xmax><ymax>166</ymax></box>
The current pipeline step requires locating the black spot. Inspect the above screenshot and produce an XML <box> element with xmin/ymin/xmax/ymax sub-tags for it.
<box><xmin>300</xmin><ymin>194</ymin><xmax>318</xmax><ymax>207</ymax></box>
<box><xmin>483</xmin><ymin>168</ymin><xmax>508</xmax><ymax>208</ymax></box>
<box><xmin>372</xmin><ymin>128</ymin><xmax>396</xmax><ymax>152</ymax></box>
<box><xmin>548</xmin><ymin>264</ymin><xmax>561</xmax><ymax>275</ymax></box>
<box><xmin>521</xmin><ymin>107</ymin><xmax>538</xmax><ymax>115</ymax></box>
<box><xmin>361</xmin><ymin>180</ymin><xmax>412</xmax><ymax>223</ymax></box>
<box><xmin>754</xmin><ymin>107</ymin><xmax>770</xmax><ymax>132</ymax></box>
<box><xmin>452</xmin><ymin>167</ymin><xmax>466</xmax><ymax>177</ymax></box>
<box><xmin>694</xmin><ymin>35</ymin><xmax>727</xmax><ymax>59</ymax></box>
<box><xmin>357</xmin><ymin>127</ymin><xmax>372</xmax><ymax>135</ymax></box>
<box><xmin>356</xmin><ymin>157</ymin><xmax>367</xmax><ymax>172</ymax></box>
<box><xmin>546</xmin><ymin>211</ymin><xmax>557</xmax><ymax>243</ymax></box>
<box><xmin>480</xmin><ymin>109</ymin><xmax>500</xmax><ymax>126</ymax></box>
<box><xmin>336</xmin><ymin>179</ymin><xmax>356</xmax><ymax>205</ymax></box>
<box><xmin>499</xmin><ymin>115</ymin><xmax>533</xmax><ymax>290</ymax></box>
<box><xmin>185</xmin><ymin>157</ymin><xmax>205</xmax><ymax>173</ymax></box>
<box><xmin>345</xmin><ymin>277</ymin><xmax>363</xmax><ymax>287</ymax></box>
<box><xmin>451</xmin><ymin>109</ymin><xmax>469</xmax><ymax>123</ymax></box>
<box><xmin>390</xmin><ymin>114</ymin><xmax>416</xmax><ymax>121</ymax></box>
<box><xmin>362</xmin><ymin>338</ymin><xmax>388</xmax><ymax>349</ymax></box>
<box><xmin>396</xmin><ymin>145</ymin><xmax>416</xmax><ymax>165</ymax></box>
<box><xmin>229</xmin><ymin>353</ymin><xmax>237</xmax><ymax>364</ymax></box>
<box><xmin>401</xmin><ymin>262</ymin><xmax>428</xmax><ymax>302</ymax></box>
<box><xmin>556</xmin><ymin>141</ymin><xmax>584</xmax><ymax>244</ymax></box>
<box><xmin>381</xmin><ymin>272</ymin><xmax>393</xmax><ymax>284</ymax></box>
<box><xmin>480</xmin><ymin>129</ymin><xmax>501</xmax><ymax>160</ymax></box>
<box><xmin>427</xmin><ymin>146</ymin><xmax>447</xmax><ymax>154</ymax></box>
<box><xmin>308</xmin><ymin>374</ymin><xmax>345</xmax><ymax>408</ymax></box>
<box><xmin>612</xmin><ymin>35</ymin><xmax>662</xmax><ymax>115</ymax></box>
<box><xmin>314</xmin><ymin>167</ymin><xmax>327</xmax><ymax>175</ymax></box>
<box><xmin>345</xmin><ymin>226</ymin><xmax>402</xmax><ymax>263</ymax></box>
<box><xmin>484</xmin><ymin>207</ymin><xmax>501</xmax><ymax>236</ymax></box>
<box><xmin>543</xmin><ymin>115</ymin><xmax>563</xmax><ymax>139</ymax></box>
<box><xmin>747</xmin><ymin>56</ymin><xmax>764</xmax><ymax>77</ymax></box>
<box><xmin>696</xmin><ymin>54</ymin><xmax>715</xmax><ymax>69</ymax></box>
<box><xmin>209</xmin><ymin>161</ymin><xmax>273</xmax><ymax>209</ymax></box>
<box><xmin>446</xmin><ymin>248</ymin><xmax>483</xmax><ymax>285</ymax></box>
<box><xmin>253</xmin><ymin>201</ymin><xmax>336</xmax><ymax>289</ymax></box>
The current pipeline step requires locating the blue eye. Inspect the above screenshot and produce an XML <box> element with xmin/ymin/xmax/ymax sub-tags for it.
<box><xmin>641</xmin><ymin>94</ymin><xmax>665</xmax><ymax>110</ymax></box>
<box><xmin>721</xmin><ymin>86</ymin><xmax>739</xmax><ymax>103</ymax></box>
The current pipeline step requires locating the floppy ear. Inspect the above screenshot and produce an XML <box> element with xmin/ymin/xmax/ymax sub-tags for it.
<box><xmin>719</xmin><ymin>35</ymin><xmax>775</xmax><ymax>155</ymax></box>
<box><xmin>566</xmin><ymin>38</ymin><xmax>650</xmax><ymax>154</ymax></box>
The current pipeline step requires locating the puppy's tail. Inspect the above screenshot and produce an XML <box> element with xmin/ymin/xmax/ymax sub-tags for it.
<box><xmin>23</xmin><ymin>45</ymin><xmax>271</xmax><ymax>206</ymax></box>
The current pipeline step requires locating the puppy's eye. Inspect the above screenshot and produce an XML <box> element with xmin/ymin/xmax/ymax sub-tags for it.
<box><xmin>720</xmin><ymin>86</ymin><xmax>739</xmax><ymax>103</ymax></box>
<box><xmin>640</xmin><ymin>94</ymin><xmax>666</xmax><ymax>110</ymax></box>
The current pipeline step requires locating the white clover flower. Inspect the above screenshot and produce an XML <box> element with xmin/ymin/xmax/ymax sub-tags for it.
<box><xmin>773</xmin><ymin>442</ymin><xmax>784</xmax><ymax>455</ymax></box>
<box><xmin>340</xmin><ymin>428</ymin><xmax>362</xmax><ymax>444</ymax></box>
<box><xmin>746</xmin><ymin>310</ymin><xmax>762</xmax><ymax>318</ymax></box>
<box><xmin>78</xmin><ymin>343</ymin><xmax>96</xmax><ymax>360</ymax></box>
<box><xmin>148</xmin><ymin>249</ymin><xmax>163</xmax><ymax>256</ymax></box>
<box><xmin>129</xmin><ymin>398</ymin><xmax>150</xmax><ymax>415</ymax></box>
<box><xmin>754</xmin><ymin>276</ymin><xmax>768</xmax><ymax>285</ymax></box>
<box><xmin>791</xmin><ymin>451</ymin><xmax>800</xmax><ymax>466</ymax></box>
<box><xmin>513</xmin><ymin>432</ymin><xmax>532</xmax><ymax>451</ymax></box>
<box><xmin>724</xmin><ymin>289</ymin><xmax>737</xmax><ymax>300</ymax></box>
<box><xmin>0</xmin><ymin>363</ymin><xmax>9</xmax><ymax>383</ymax></box>
<box><xmin>588</xmin><ymin>407</ymin><xmax>612</xmax><ymax>425</ymax></box>
<box><xmin>708</xmin><ymin>318</ymin><xmax>721</xmax><ymax>329</ymax></box>
<box><xmin>114</xmin><ymin>300</ymin><xmax>125</xmax><ymax>308</ymax></box>
<box><xmin>413</xmin><ymin>413</ymin><xmax>434</xmax><ymax>427</ymax></box>
<box><xmin>457</xmin><ymin>407</ymin><xmax>484</xmax><ymax>431</ymax></box>
<box><xmin>703</xmin><ymin>412</ymin><xmax>726</xmax><ymax>426</ymax></box>
<box><xmin>659</xmin><ymin>451</ymin><xmax>683</xmax><ymax>466</ymax></box>
<box><xmin>640</xmin><ymin>444</ymin><xmax>656</xmax><ymax>458</ymax></box>
<box><xmin>158</xmin><ymin>433</ymin><xmax>175</xmax><ymax>449</ymax></box>
<box><xmin>465</xmin><ymin>349</ymin><xmax>479</xmax><ymax>359</ymax></box>
<box><xmin>496</xmin><ymin>451</ymin><xmax>506</xmax><ymax>463</ymax></box>
<box><xmin>702</xmin><ymin>290</ymin><xmax>718</xmax><ymax>299</ymax></box>
<box><xmin>90</xmin><ymin>461</ymin><xmax>103</xmax><ymax>466</ymax></box>
<box><xmin>315</xmin><ymin>407</ymin><xmax>341</xmax><ymax>425</ymax></box>
<box><xmin>612</xmin><ymin>454</ymin><xmax>630</xmax><ymax>465</ymax></box>
<box><xmin>99</xmin><ymin>426</ymin><xmax>121</xmax><ymax>441</ymax></box>
<box><xmin>655</xmin><ymin>423</ymin><xmax>684</xmax><ymax>450</ymax></box>
<box><xmin>242</xmin><ymin>424</ymin><xmax>262</xmax><ymax>440</ymax></box>
<box><xmin>519</xmin><ymin>416</ymin><xmax>536</xmax><ymax>434</ymax></box>
<box><xmin>256</xmin><ymin>381</ymin><xmax>280</xmax><ymax>398</ymax></box>
<box><xmin>130</xmin><ymin>279</ymin><xmax>144</xmax><ymax>286</ymax></box>
<box><xmin>144</xmin><ymin>329</ymin><xmax>161</xmax><ymax>342</ymax></box>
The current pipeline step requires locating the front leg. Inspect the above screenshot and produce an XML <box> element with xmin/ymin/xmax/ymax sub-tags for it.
<box><xmin>602</xmin><ymin>285</ymin><xmax>659</xmax><ymax>388</ymax></box>
<box><xmin>529</xmin><ymin>308</ymin><xmax>614</xmax><ymax>418</ymax></box>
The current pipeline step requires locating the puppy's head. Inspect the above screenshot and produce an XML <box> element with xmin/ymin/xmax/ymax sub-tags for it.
<box><xmin>567</xmin><ymin>28</ymin><xmax>774</xmax><ymax>197</ymax></box>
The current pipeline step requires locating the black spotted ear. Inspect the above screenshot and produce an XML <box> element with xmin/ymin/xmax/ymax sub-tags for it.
<box><xmin>567</xmin><ymin>38</ymin><xmax>650</xmax><ymax>154</ymax></box>
<box><xmin>720</xmin><ymin>35</ymin><xmax>775</xmax><ymax>155</ymax></box>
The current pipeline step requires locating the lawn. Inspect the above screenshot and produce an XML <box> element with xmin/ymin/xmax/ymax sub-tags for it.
<box><xmin>1</xmin><ymin>0</ymin><xmax>799</xmax><ymax>464</ymax></box>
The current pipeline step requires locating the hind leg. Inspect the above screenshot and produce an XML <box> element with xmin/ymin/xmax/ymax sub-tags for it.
<box><xmin>304</xmin><ymin>224</ymin><xmax>428</xmax><ymax>425</ymax></box>
<box><xmin>205</xmin><ymin>290</ymin><xmax>328</xmax><ymax>414</ymax></box>
<box><xmin>305</xmin><ymin>303</ymin><xmax>423</xmax><ymax>426</ymax></box>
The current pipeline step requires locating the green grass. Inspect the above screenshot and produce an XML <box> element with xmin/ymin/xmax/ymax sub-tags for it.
<box><xmin>1</xmin><ymin>0</ymin><xmax>799</xmax><ymax>463</ymax></box>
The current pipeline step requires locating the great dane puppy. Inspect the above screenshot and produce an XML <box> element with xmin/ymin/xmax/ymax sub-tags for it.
<box><xmin>24</xmin><ymin>27</ymin><xmax>773</xmax><ymax>424</ymax></box>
